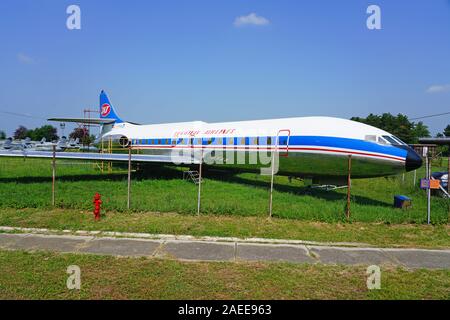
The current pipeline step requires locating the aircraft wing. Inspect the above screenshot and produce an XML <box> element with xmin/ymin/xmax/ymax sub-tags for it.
<box><xmin>0</xmin><ymin>150</ymin><xmax>198</xmax><ymax>164</ymax></box>
<box><xmin>48</xmin><ymin>118</ymin><xmax>115</xmax><ymax>125</ymax></box>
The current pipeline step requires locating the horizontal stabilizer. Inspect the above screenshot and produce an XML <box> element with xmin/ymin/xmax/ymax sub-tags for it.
<box><xmin>48</xmin><ymin>118</ymin><xmax>115</xmax><ymax>125</ymax></box>
<box><xmin>0</xmin><ymin>150</ymin><xmax>199</xmax><ymax>164</ymax></box>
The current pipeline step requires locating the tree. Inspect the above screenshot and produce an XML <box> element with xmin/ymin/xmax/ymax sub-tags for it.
<box><xmin>0</xmin><ymin>130</ymin><xmax>6</xmax><ymax>140</ymax></box>
<box><xmin>28</xmin><ymin>125</ymin><xmax>59</xmax><ymax>141</ymax></box>
<box><xmin>351</xmin><ymin>113</ymin><xmax>429</xmax><ymax>144</ymax></box>
<box><xmin>82</xmin><ymin>134</ymin><xmax>96</xmax><ymax>145</ymax></box>
<box><xmin>14</xmin><ymin>126</ymin><xmax>28</xmax><ymax>140</ymax></box>
<box><xmin>69</xmin><ymin>127</ymin><xmax>95</xmax><ymax>145</ymax></box>
<box><xmin>69</xmin><ymin>127</ymin><xmax>87</xmax><ymax>140</ymax></box>
<box><xmin>443</xmin><ymin>125</ymin><xmax>450</xmax><ymax>137</ymax></box>
<box><xmin>411</xmin><ymin>121</ymin><xmax>430</xmax><ymax>143</ymax></box>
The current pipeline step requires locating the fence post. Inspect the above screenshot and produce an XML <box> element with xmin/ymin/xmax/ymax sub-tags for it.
<box><xmin>346</xmin><ymin>155</ymin><xmax>352</xmax><ymax>219</ymax></box>
<box><xmin>52</xmin><ymin>144</ymin><xmax>56</xmax><ymax>206</ymax></box>
<box><xmin>127</xmin><ymin>146</ymin><xmax>131</xmax><ymax>210</ymax></box>
<box><xmin>269</xmin><ymin>151</ymin><xmax>276</xmax><ymax>218</ymax></box>
<box><xmin>197</xmin><ymin>149</ymin><xmax>203</xmax><ymax>216</ymax></box>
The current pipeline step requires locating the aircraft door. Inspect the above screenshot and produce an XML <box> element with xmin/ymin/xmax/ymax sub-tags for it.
<box><xmin>277</xmin><ymin>129</ymin><xmax>290</xmax><ymax>157</ymax></box>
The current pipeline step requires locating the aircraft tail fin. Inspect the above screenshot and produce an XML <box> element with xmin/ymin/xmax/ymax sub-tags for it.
<box><xmin>100</xmin><ymin>90</ymin><xmax>123</xmax><ymax>123</ymax></box>
<box><xmin>48</xmin><ymin>91</ymin><xmax>125</xmax><ymax>127</ymax></box>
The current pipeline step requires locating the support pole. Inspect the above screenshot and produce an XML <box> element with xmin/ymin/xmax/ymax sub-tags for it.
<box><xmin>413</xmin><ymin>169</ymin><xmax>417</xmax><ymax>187</ymax></box>
<box><xmin>448</xmin><ymin>155</ymin><xmax>450</xmax><ymax>221</ymax></box>
<box><xmin>426</xmin><ymin>155</ymin><xmax>431</xmax><ymax>224</ymax></box>
<box><xmin>101</xmin><ymin>137</ymin><xmax>104</xmax><ymax>172</ymax></box>
<box><xmin>127</xmin><ymin>146</ymin><xmax>131</xmax><ymax>210</ymax></box>
<box><xmin>447</xmin><ymin>156</ymin><xmax>450</xmax><ymax>194</ymax></box>
<box><xmin>52</xmin><ymin>145</ymin><xmax>56</xmax><ymax>206</ymax></box>
<box><xmin>346</xmin><ymin>155</ymin><xmax>352</xmax><ymax>219</ymax></box>
<box><xmin>268</xmin><ymin>150</ymin><xmax>276</xmax><ymax>218</ymax></box>
<box><xmin>197</xmin><ymin>149</ymin><xmax>203</xmax><ymax>216</ymax></box>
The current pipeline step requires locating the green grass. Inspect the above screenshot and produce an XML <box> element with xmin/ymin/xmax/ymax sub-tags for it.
<box><xmin>0</xmin><ymin>250</ymin><xmax>448</xmax><ymax>300</ymax></box>
<box><xmin>0</xmin><ymin>157</ymin><xmax>448</xmax><ymax>224</ymax></box>
<box><xmin>0</xmin><ymin>208</ymin><xmax>449</xmax><ymax>249</ymax></box>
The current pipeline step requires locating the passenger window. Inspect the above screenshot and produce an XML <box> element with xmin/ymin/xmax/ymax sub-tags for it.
<box><xmin>267</xmin><ymin>137</ymin><xmax>272</xmax><ymax>145</ymax></box>
<box><xmin>228</xmin><ymin>137</ymin><xmax>234</xmax><ymax>145</ymax></box>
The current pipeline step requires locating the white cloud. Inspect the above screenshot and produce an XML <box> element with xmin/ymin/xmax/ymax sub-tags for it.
<box><xmin>17</xmin><ymin>53</ymin><xmax>34</xmax><ymax>64</ymax></box>
<box><xmin>233</xmin><ymin>13</ymin><xmax>270</xmax><ymax>27</ymax></box>
<box><xmin>426</xmin><ymin>84</ymin><xmax>450</xmax><ymax>93</ymax></box>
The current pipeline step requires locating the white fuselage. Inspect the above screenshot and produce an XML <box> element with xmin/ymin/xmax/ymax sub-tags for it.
<box><xmin>100</xmin><ymin>116</ymin><xmax>420</xmax><ymax>180</ymax></box>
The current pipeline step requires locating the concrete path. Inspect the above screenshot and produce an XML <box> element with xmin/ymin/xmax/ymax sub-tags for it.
<box><xmin>1</xmin><ymin>232</ymin><xmax>449</xmax><ymax>269</ymax></box>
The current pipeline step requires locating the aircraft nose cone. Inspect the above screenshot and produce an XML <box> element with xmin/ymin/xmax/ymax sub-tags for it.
<box><xmin>405</xmin><ymin>148</ymin><xmax>422</xmax><ymax>172</ymax></box>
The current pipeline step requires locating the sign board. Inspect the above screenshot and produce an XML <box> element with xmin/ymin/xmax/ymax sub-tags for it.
<box><xmin>420</xmin><ymin>179</ymin><xmax>430</xmax><ymax>189</ymax></box>
<box><xmin>421</xmin><ymin>179</ymin><xmax>441</xmax><ymax>190</ymax></box>
<box><xmin>422</xmin><ymin>146</ymin><xmax>428</xmax><ymax>157</ymax></box>
<box><xmin>430</xmin><ymin>179</ymin><xmax>441</xmax><ymax>189</ymax></box>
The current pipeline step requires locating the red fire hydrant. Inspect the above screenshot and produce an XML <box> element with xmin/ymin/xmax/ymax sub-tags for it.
<box><xmin>93</xmin><ymin>193</ymin><xmax>102</xmax><ymax>220</ymax></box>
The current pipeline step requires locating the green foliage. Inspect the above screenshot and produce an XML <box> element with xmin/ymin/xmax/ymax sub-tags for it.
<box><xmin>69</xmin><ymin>128</ymin><xmax>95</xmax><ymax>145</ymax></box>
<box><xmin>1</xmin><ymin>250</ymin><xmax>449</xmax><ymax>299</ymax></box>
<box><xmin>351</xmin><ymin>113</ymin><xmax>430</xmax><ymax>144</ymax></box>
<box><xmin>27</xmin><ymin>125</ymin><xmax>59</xmax><ymax>141</ymax></box>
<box><xmin>81</xmin><ymin>134</ymin><xmax>96</xmax><ymax>145</ymax></box>
<box><xmin>411</xmin><ymin>121</ymin><xmax>431</xmax><ymax>142</ymax></box>
<box><xmin>0</xmin><ymin>158</ymin><xmax>447</xmax><ymax>225</ymax></box>
<box><xmin>0</xmin><ymin>130</ymin><xmax>6</xmax><ymax>139</ymax></box>
<box><xmin>444</xmin><ymin>125</ymin><xmax>450</xmax><ymax>137</ymax></box>
<box><xmin>13</xmin><ymin>125</ymin><xmax>59</xmax><ymax>141</ymax></box>
<box><xmin>69</xmin><ymin>127</ymin><xmax>87</xmax><ymax>140</ymax></box>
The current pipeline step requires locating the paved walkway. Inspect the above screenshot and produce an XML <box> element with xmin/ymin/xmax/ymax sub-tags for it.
<box><xmin>0</xmin><ymin>230</ymin><xmax>449</xmax><ymax>269</ymax></box>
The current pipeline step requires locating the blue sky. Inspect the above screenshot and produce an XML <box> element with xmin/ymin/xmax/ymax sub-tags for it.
<box><xmin>0</xmin><ymin>0</ymin><xmax>449</xmax><ymax>136</ymax></box>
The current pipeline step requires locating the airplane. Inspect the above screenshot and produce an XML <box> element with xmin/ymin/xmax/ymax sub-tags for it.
<box><xmin>32</xmin><ymin>136</ymin><xmax>68</xmax><ymax>152</ymax></box>
<box><xmin>1</xmin><ymin>137</ymin><xmax>35</xmax><ymax>150</ymax></box>
<box><xmin>67</xmin><ymin>138</ymin><xmax>80</xmax><ymax>149</ymax></box>
<box><xmin>0</xmin><ymin>90</ymin><xmax>422</xmax><ymax>184</ymax></box>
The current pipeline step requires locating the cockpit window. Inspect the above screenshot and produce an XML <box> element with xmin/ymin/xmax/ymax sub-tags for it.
<box><xmin>365</xmin><ymin>135</ymin><xmax>377</xmax><ymax>142</ymax></box>
<box><xmin>377</xmin><ymin>136</ymin><xmax>388</xmax><ymax>145</ymax></box>
<box><xmin>391</xmin><ymin>135</ymin><xmax>407</xmax><ymax>146</ymax></box>
<box><xmin>382</xmin><ymin>135</ymin><xmax>399</xmax><ymax>145</ymax></box>
<box><xmin>382</xmin><ymin>135</ymin><xmax>408</xmax><ymax>146</ymax></box>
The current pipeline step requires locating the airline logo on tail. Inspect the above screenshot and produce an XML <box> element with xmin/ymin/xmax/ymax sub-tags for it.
<box><xmin>99</xmin><ymin>90</ymin><xmax>123</xmax><ymax>123</ymax></box>
<box><xmin>101</xmin><ymin>104</ymin><xmax>111</xmax><ymax>117</ymax></box>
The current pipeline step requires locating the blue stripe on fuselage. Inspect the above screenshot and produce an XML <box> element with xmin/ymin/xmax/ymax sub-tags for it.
<box><xmin>289</xmin><ymin>136</ymin><xmax>407</xmax><ymax>158</ymax></box>
<box><xmin>130</xmin><ymin>135</ymin><xmax>407</xmax><ymax>159</ymax></box>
